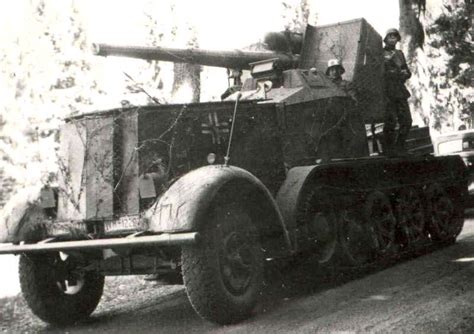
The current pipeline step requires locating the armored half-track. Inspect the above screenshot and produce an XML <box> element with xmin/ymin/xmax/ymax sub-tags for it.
<box><xmin>0</xmin><ymin>18</ymin><xmax>467</xmax><ymax>326</ymax></box>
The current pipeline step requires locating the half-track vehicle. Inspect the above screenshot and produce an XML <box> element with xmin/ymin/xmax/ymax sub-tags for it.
<box><xmin>0</xmin><ymin>18</ymin><xmax>468</xmax><ymax>325</ymax></box>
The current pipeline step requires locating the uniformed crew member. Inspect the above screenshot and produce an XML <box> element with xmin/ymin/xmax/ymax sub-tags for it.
<box><xmin>382</xmin><ymin>28</ymin><xmax>413</xmax><ymax>154</ymax></box>
<box><xmin>326</xmin><ymin>58</ymin><xmax>346</xmax><ymax>85</ymax></box>
<box><xmin>326</xmin><ymin>59</ymin><xmax>357</xmax><ymax>101</ymax></box>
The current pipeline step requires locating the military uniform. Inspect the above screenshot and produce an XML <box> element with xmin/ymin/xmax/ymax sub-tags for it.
<box><xmin>333</xmin><ymin>77</ymin><xmax>358</xmax><ymax>102</ymax></box>
<box><xmin>326</xmin><ymin>59</ymin><xmax>358</xmax><ymax>102</ymax></box>
<box><xmin>383</xmin><ymin>46</ymin><xmax>413</xmax><ymax>153</ymax></box>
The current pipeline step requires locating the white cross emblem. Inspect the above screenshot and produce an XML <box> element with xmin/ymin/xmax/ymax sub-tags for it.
<box><xmin>201</xmin><ymin>111</ymin><xmax>230</xmax><ymax>145</ymax></box>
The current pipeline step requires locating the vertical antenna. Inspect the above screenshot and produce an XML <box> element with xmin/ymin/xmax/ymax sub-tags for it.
<box><xmin>224</xmin><ymin>93</ymin><xmax>242</xmax><ymax>166</ymax></box>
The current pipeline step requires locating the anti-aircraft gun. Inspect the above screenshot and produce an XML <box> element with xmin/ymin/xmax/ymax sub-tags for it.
<box><xmin>0</xmin><ymin>19</ymin><xmax>467</xmax><ymax>326</ymax></box>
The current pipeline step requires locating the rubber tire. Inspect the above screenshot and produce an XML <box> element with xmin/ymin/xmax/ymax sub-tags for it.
<box><xmin>181</xmin><ymin>203</ymin><xmax>264</xmax><ymax>325</ymax></box>
<box><xmin>19</xmin><ymin>254</ymin><xmax>104</xmax><ymax>326</ymax></box>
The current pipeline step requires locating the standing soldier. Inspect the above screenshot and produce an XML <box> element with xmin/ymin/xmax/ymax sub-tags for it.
<box><xmin>382</xmin><ymin>28</ymin><xmax>413</xmax><ymax>155</ymax></box>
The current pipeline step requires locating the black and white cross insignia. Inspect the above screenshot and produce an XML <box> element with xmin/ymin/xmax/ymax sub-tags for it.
<box><xmin>201</xmin><ymin>111</ymin><xmax>229</xmax><ymax>145</ymax></box>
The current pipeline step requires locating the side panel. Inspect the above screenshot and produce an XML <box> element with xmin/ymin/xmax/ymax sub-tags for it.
<box><xmin>136</xmin><ymin>102</ymin><xmax>286</xmax><ymax>196</ymax></box>
<box><xmin>282</xmin><ymin>98</ymin><xmax>369</xmax><ymax>167</ymax></box>
<box><xmin>57</xmin><ymin>121</ymin><xmax>87</xmax><ymax>220</ymax></box>
<box><xmin>115</xmin><ymin>111</ymin><xmax>139</xmax><ymax>215</ymax></box>
<box><xmin>85</xmin><ymin>116</ymin><xmax>114</xmax><ymax>219</ymax></box>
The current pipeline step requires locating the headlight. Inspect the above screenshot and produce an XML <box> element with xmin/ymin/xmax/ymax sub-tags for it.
<box><xmin>207</xmin><ymin>153</ymin><xmax>216</xmax><ymax>164</ymax></box>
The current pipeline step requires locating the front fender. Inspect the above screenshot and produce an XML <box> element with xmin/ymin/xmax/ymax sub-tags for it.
<box><xmin>0</xmin><ymin>186</ymin><xmax>50</xmax><ymax>243</ymax></box>
<box><xmin>145</xmin><ymin>165</ymin><xmax>292</xmax><ymax>254</ymax></box>
<box><xmin>276</xmin><ymin>165</ymin><xmax>318</xmax><ymax>232</ymax></box>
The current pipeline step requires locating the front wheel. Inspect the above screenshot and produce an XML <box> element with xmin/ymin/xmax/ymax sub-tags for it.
<box><xmin>181</xmin><ymin>202</ymin><xmax>264</xmax><ymax>325</ymax></box>
<box><xmin>19</xmin><ymin>253</ymin><xmax>104</xmax><ymax>326</ymax></box>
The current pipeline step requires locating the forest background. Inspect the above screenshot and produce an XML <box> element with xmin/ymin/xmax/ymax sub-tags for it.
<box><xmin>0</xmin><ymin>0</ymin><xmax>472</xmax><ymax>296</ymax></box>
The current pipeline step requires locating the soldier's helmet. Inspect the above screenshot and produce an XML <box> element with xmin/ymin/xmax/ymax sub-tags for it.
<box><xmin>325</xmin><ymin>58</ymin><xmax>345</xmax><ymax>75</ymax></box>
<box><xmin>384</xmin><ymin>28</ymin><xmax>401</xmax><ymax>43</ymax></box>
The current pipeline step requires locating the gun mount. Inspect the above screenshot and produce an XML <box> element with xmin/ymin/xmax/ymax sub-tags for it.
<box><xmin>93</xmin><ymin>19</ymin><xmax>386</xmax><ymax>122</ymax></box>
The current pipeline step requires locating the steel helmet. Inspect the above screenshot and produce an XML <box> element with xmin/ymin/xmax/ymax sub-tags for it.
<box><xmin>325</xmin><ymin>58</ymin><xmax>345</xmax><ymax>75</ymax></box>
<box><xmin>384</xmin><ymin>28</ymin><xmax>401</xmax><ymax>43</ymax></box>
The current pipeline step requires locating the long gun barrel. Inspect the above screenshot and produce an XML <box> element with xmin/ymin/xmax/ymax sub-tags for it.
<box><xmin>92</xmin><ymin>43</ymin><xmax>299</xmax><ymax>70</ymax></box>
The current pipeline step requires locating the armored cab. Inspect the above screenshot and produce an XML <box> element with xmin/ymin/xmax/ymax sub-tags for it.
<box><xmin>0</xmin><ymin>18</ymin><xmax>467</xmax><ymax>326</ymax></box>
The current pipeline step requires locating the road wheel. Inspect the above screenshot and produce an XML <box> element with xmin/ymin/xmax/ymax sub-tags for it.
<box><xmin>364</xmin><ymin>191</ymin><xmax>398</xmax><ymax>257</ymax></box>
<box><xmin>338</xmin><ymin>206</ymin><xmax>373</xmax><ymax>266</ymax></box>
<box><xmin>394</xmin><ymin>187</ymin><xmax>426</xmax><ymax>246</ymax></box>
<box><xmin>181</xmin><ymin>202</ymin><xmax>264</xmax><ymax>325</ymax></box>
<box><xmin>425</xmin><ymin>183</ymin><xmax>464</xmax><ymax>242</ymax></box>
<box><xmin>300</xmin><ymin>189</ymin><xmax>338</xmax><ymax>264</ymax></box>
<box><xmin>19</xmin><ymin>253</ymin><xmax>104</xmax><ymax>326</ymax></box>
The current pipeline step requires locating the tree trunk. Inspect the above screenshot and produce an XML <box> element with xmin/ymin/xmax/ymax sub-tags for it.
<box><xmin>171</xmin><ymin>7</ymin><xmax>201</xmax><ymax>103</ymax></box>
<box><xmin>399</xmin><ymin>0</ymin><xmax>425</xmax><ymax>60</ymax></box>
<box><xmin>172</xmin><ymin>62</ymin><xmax>201</xmax><ymax>103</ymax></box>
<box><xmin>171</xmin><ymin>25</ymin><xmax>201</xmax><ymax>103</ymax></box>
<box><xmin>399</xmin><ymin>0</ymin><xmax>431</xmax><ymax>126</ymax></box>
<box><xmin>398</xmin><ymin>0</ymin><xmax>471</xmax><ymax>132</ymax></box>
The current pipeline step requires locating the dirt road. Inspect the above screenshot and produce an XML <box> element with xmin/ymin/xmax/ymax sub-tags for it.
<box><xmin>4</xmin><ymin>219</ymin><xmax>474</xmax><ymax>333</ymax></box>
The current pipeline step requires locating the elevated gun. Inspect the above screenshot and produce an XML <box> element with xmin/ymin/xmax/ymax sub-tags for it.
<box><xmin>92</xmin><ymin>43</ymin><xmax>299</xmax><ymax>71</ymax></box>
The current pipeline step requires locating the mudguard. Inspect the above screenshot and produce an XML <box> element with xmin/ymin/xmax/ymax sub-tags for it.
<box><xmin>0</xmin><ymin>186</ymin><xmax>48</xmax><ymax>243</ymax></box>
<box><xmin>276</xmin><ymin>165</ymin><xmax>319</xmax><ymax>233</ymax></box>
<box><xmin>145</xmin><ymin>165</ymin><xmax>292</xmax><ymax>255</ymax></box>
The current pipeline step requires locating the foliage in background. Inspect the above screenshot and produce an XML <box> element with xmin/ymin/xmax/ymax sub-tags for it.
<box><xmin>426</xmin><ymin>2</ymin><xmax>473</xmax><ymax>129</ymax></box>
<box><xmin>282</xmin><ymin>0</ymin><xmax>315</xmax><ymax>33</ymax></box>
<box><xmin>0</xmin><ymin>0</ymin><xmax>100</xmax><ymax>205</ymax></box>
<box><xmin>400</xmin><ymin>0</ymin><xmax>473</xmax><ymax>132</ymax></box>
<box><xmin>0</xmin><ymin>0</ymin><xmax>170</xmax><ymax>206</ymax></box>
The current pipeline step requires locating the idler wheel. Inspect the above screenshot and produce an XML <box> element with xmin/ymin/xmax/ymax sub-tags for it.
<box><xmin>424</xmin><ymin>183</ymin><xmax>464</xmax><ymax>242</ymax></box>
<box><xmin>364</xmin><ymin>191</ymin><xmax>398</xmax><ymax>257</ymax></box>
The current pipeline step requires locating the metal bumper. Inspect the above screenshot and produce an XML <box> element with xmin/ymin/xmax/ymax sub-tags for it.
<box><xmin>0</xmin><ymin>232</ymin><xmax>199</xmax><ymax>255</ymax></box>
